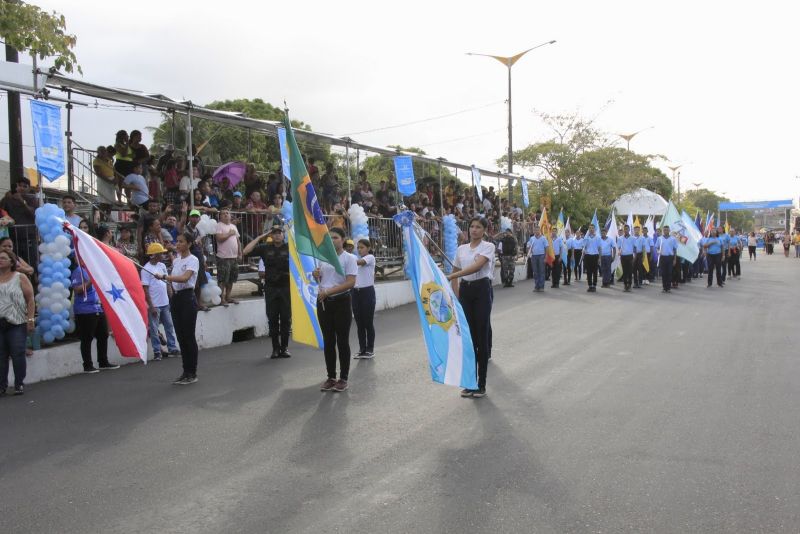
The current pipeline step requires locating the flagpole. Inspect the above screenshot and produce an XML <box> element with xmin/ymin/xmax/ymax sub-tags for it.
<box><xmin>413</xmin><ymin>221</ymin><xmax>456</xmax><ymax>269</ymax></box>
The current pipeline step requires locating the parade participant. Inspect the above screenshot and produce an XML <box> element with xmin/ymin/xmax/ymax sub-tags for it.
<box><xmin>498</xmin><ymin>228</ymin><xmax>517</xmax><ymax>288</ymax></box>
<box><xmin>718</xmin><ymin>226</ymin><xmax>730</xmax><ymax>283</ymax></box>
<box><xmin>598</xmin><ymin>227</ymin><xmax>616</xmax><ymax>288</ymax></box>
<box><xmin>71</xmin><ymin>260</ymin><xmax>120</xmax><ymax>373</ymax></box>
<box><xmin>618</xmin><ymin>224</ymin><xmax>635</xmax><ymax>292</ymax></box>
<box><xmin>656</xmin><ymin>225</ymin><xmax>678</xmax><ymax>293</ymax></box>
<box><xmin>782</xmin><ymin>232</ymin><xmax>791</xmax><ymax>258</ymax></box>
<box><xmin>550</xmin><ymin>228</ymin><xmax>563</xmax><ymax>289</ymax></box>
<box><xmin>701</xmin><ymin>229</ymin><xmax>724</xmax><ymax>288</ymax></box>
<box><xmin>313</xmin><ymin>227</ymin><xmax>358</xmax><ymax>393</ymax></box>
<box><xmin>727</xmin><ymin>228</ymin><xmax>741</xmax><ymax>279</ymax></box>
<box><xmin>244</xmin><ymin>225</ymin><xmax>291</xmax><ymax>359</ymax></box>
<box><xmin>632</xmin><ymin>225</ymin><xmax>646</xmax><ymax>288</ymax></box>
<box><xmin>0</xmin><ymin>250</ymin><xmax>35</xmax><ymax>396</ymax></box>
<box><xmin>642</xmin><ymin>226</ymin><xmax>655</xmax><ymax>283</ymax></box>
<box><xmin>140</xmin><ymin>243</ymin><xmax>180</xmax><ymax>361</ymax></box>
<box><xmin>446</xmin><ymin>216</ymin><xmax>495</xmax><ymax>398</ymax></box>
<box><xmin>747</xmin><ymin>232</ymin><xmax>757</xmax><ymax>261</ymax></box>
<box><xmin>572</xmin><ymin>230</ymin><xmax>584</xmax><ymax>281</ymax></box>
<box><xmin>563</xmin><ymin>228</ymin><xmax>573</xmax><ymax>286</ymax></box>
<box><xmin>184</xmin><ymin>210</ymin><xmax>209</xmax><ymax>312</ymax></box>
<box><xmin>526</xmin><ymin>226</ymin><xmax>548</xmax><ymax>292</ymax></box>
<box><xmin>582</xmin><ymin>224</ymin><xmax>601</xmax><ymax>292</ymax></box>
<box><xmin>158</xmin><ymin>232</ymin><xmax>199</xmax><ymax>384</ymax></box>
<box><xmin>352</xmin><ymin>239</ymin><xmax>377</xmax><ymax>359</ymax></box>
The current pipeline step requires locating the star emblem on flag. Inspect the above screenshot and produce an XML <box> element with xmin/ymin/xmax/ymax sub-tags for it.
<box><xmin>106</xmin><ymin>283</ymin><xmax>126</xmax><ymax>302</ymax></box>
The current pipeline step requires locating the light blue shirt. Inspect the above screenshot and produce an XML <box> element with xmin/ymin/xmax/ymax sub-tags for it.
<box><xmin>572</xmin><ymin>237</ymin><xmax>584</xmax><ymax>251</ymax></box>
<box><xmin>599</xmin><ymin>236</ymin><xmax>615</xmax><ymax>256</ymax></box>
<box><xmin>583</xmin><ymin>234</ymin><xmax>601</xmax><ymax>255</ymax></box>
<box><xmin>566</xmin><ymin>237</ymin><xmax>574</xmax><ymax>250</ymax></box>
<box><xmin>528</xmin><ymin>235</ymin><xmax>549</xmax><ymax>256</ymax></box>
<box><xmin>618</xmin><ymin>234</ymin><xmax>636</xmax><ymax>255</ymax></box>
<box><xmin>642</xmin><ymin>235</ymin><xmax>652</xmax><ymax>253</ymax></box>
<box><xmin>123</xmin><ymin>173</ymin><xmax>149</xmax><ymax>206</ymax></box>
<box><xmin>552</xmin><ymin>236</ymin><xmax>563</xmax><ymax>255</ymax></box>
<box><xmin>702</xmin><ymin>236</ymin><xmax>722</xmax><ymax>255</ymax></box>
<box><xmin>632</xmin><ymin>235</ymin><xmax>646</xmax><ymax>253</ymax></box>
<box><xmin>728</xmin><ymin>235</ymin><xmax>740</xmax><ymax>250</ymax></box>
<box><xmin>657</xmin><ymin>235</ymin><xmax>678</xmax><ymax>256</ymax></box>
<box><xmin>719</xmin><ymin>233</ymin><xmax>730</xmax><ymax>251</ymax></box>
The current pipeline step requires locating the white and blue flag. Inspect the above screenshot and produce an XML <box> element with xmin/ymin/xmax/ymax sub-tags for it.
<box><xmin>394</xmin><ymin>211</ymin><xmax>478</xmax><ymax>390</ymax></box>
<box><xmin>520</xmin><ymin>176</ymin><xmax>529</xmax><ymax>208</ymax></box>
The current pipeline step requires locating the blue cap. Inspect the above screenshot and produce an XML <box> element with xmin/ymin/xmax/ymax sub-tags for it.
<box><xmin>233</xmin><ymin>191</ymin><xmax>243</xmax><ymax>198</ymax></box>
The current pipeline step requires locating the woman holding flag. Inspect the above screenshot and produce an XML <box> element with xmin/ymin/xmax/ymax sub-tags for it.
<box><xmin>157</xmin><ymin>232</ymin><xmax>200</xmax><ymax>385</ymax></box>
<box><xmin>313</xmin><ymin>227</ymin><xmax>358</xmax><ymax>393</ymax></box>
<box><xmin>446</xmin><ymin>216</ymin><xmax>495</xmax><ymax>398</ymax></box>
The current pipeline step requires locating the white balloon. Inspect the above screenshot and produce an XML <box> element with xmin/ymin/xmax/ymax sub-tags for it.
<box><xmin>52</xmin><ymin>281</ymin><xmax>65</xmax><ymax>292</ymax></box>
<box><xmin>50</xmin><ymin>302</ymin><xmax>64</xmax><ymax>314</ymax></box>
<box><xmin>211</xmin><ymin>296</ymin><xmax>221</xmax><ymax>305</ymax></box>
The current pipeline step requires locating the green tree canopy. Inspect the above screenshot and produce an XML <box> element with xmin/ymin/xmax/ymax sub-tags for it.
<box><xmin>0</xmin><ymin>1</ymin><xmax>80</xmax><ymax>73</ymax></box>
<box><xmin>681</xmin><ymin>188</ymin><xmax>753</xmax><ymax>231</ymax></box>
<box><xmin>502</xmin><ymin>111</ymin><xmax>672</xmax><ymax>225</ymax></box>
<box><xmin>358</xmin><ymin>145</ymin><xmax>456</xmax><ymax>188</ymax></box>
<box><xmin>147</xmin><ymin>98</ymin><xmax>328</xmax><ymax>174</ymax></box>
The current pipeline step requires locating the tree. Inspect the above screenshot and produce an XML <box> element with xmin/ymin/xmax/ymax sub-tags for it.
<box><xmin>0</xmin><ymin>1</ymin><xmax>81</xmax><ymax>73</ymax></box>
<box><xmin>358</xmin><ymin>145</ymin><xmax>455</xmax><ymax>188</ymax></box>
<box><xmin>147</xmin><ymin>98</ymin><xmax>328</xmax><ymax>173</ymax></box>
<box><xmin>501</xmin><ymin>111</ymin><xmax>671</xmax><ymax>224</ymax></box>
<box><xmin>681</xmin><ymin>188</ymin><xmax>753</xmax><ymax>231</ymax></box>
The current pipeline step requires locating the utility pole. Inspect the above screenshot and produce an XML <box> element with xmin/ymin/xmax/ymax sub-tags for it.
<box><xmin>5</xmin><ymin>44</ymin><xmax>24</xmax><ymax>186</ymax></box>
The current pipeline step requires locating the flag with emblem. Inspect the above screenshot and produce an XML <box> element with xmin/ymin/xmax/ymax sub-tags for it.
<box><xmin>65</xmin><ymin>222</ymin><xmax>148</xmax><ymax>362</ymax></box>
<box><xmin>284</xmin><ymin>114</ymin><xmax>343</xmax><ymax>274</ymax></box>
<box><xmin>540</xmin><ymin>206</ymin><xmax>555</xmax><ymax>266</ymax></box>
<box><xmin>394</xmin><ymin>211</ymin><xmax>477</xmax><ymax>389</ymax></box>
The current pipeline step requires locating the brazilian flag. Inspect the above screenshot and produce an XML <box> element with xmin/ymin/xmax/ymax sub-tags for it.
<box><xmin>283</xmin><ymin>115</ymin><xmax>343</xmax><ymax>274</ymax></box>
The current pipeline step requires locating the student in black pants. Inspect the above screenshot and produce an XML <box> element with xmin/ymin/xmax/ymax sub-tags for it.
<box><xmin>159</xmin><ymin>232</ymin><xmax>199</xmax><ymax>385</ymax></box>
<box><xmin>447</xmin><ymin>216</ymin><xmax>496</xmax><ymax>398</ymax></box>
<box><xmin>313</xmin><ymin>227</ymin><xmax>358</xmax><ymax>393</ymax></box>
<box><xmin>352</xmin><ymin>239</ymin><xmax>377</xmax><ymax>359</ymax></box>
<box><xmin>71</xmin><ymin>264</ymin><xmax>120</xmax><ymax>373</ymax></box>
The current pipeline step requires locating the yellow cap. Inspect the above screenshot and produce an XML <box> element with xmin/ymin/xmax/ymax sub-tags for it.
<box><xmin>146</xmin><ymin>242</ymin><xmax>168</xmax><ymax>255</ymax></box>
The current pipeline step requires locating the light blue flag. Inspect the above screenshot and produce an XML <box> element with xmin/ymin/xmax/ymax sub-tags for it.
<box><xmin>662</xmin><ymin>201</ymin><xmax>699</xmax><ymax>263</ymax></box>
<box><xmin>30</xmin><ymin>100</ymin><xmax>65</xmax><ymax>182</ymax></box>
<box><xmin>590</xmin><ymin>209</ymin><xmax>600</xmax><ymax>233</ymax></box>
<box><xmin>520</xmin><ymin>177</ymin><xmax>529</xmax><ymax>208</ymax></box>
<box><xmin>394</xmin><ymin>156</ymin><xmax>416</xmax><ymax>197</ymax></box>
<box><xmin>471</xmin><ymin>165</ymin><xmax>483</xmax><ymax>202</ymax></box>
<box><xmin>276</xmin><ymin>127</ymin><xmax>291</xmax><ymax>182</ymax></box>
<box><xmin>394</xmin><ymin>211</ymin><xmax>478</xmax><ymax>390</ymax></box>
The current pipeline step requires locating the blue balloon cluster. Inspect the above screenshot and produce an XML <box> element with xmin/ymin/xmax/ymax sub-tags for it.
<box><xmin>35</xmin><ymin>204</ymin><xmax>75</xmax><ymax>344</ymax></box>
<box><xmin>442</xmin><ymin>215</ymin><xmax>458</xmax><ymax>274</ymax></box>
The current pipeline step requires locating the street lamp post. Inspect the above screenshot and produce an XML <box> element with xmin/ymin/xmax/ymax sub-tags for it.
<box><xmin>617</xmin><ymin>126</ymin><xmax>654</xmax><ymax>152</ymax></box>
<box><xmin>668</xmin><ymin>165</ymin><xmax>682</xmax><ymax>202</ymax></box>
<box><xmin>467</xmin><ymin>40</ymin><xmax>556</xmax><ymax>174</ymax></box>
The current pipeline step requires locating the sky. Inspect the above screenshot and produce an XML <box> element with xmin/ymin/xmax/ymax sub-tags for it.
<box><xmin>2</xmin><ymin>0</ymin><xmax>799</xmax><ymax>203</ymax></box>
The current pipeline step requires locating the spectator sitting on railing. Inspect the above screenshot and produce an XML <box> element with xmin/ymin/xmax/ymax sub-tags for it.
<box><xmin>156</xmin><ymin>144</ymin><xmax>175</xmax><ymax>176</ymax></box>
<box><xmin>243</xmin><ymin>164</ymin><xmax>263</xmax><ymax>200</ymax></box>
<box><xmin>129</xmin><ymin>130</ymin><xmax>150</xmax><ymax>179</ymax></box>
<box><xmin>116</xmin><ymin>226</ymin><xmax>138</xmax><ymax>261</ymax></box>
<box><xmin>360</xmin><ymin>180</ymin><xmax>374</xmax><ymax>210</ymax></box>
<box><xmin>328</xmin><ymin>202</ymin><xmax>348</xmax><ymax>230</ymax></box>
<box><xmin>123</xmin><ymin>162</ymin><xmax>150</xmax><ymax>210</ymax></box>
<box><xmin>92</xmin><ymin>146</ymin><xmax>121</xmax><ymax>204</ymax></box>
<box><xmin>179</xmin><ymin>166</ymin><xmax>201</xmax><ymax>195</ymax></box>
<box><xmin>113</xmin><ymin>130</ymin><xmax>134</xmax><ymax>197</ymax></box>
<box><xmin>245</xmin><ymin>191</ymin><xmax>269</xmax><ymax>241</ymax></box>
<box><xmin>0</xmin><ymin>179</ymin><xmax>38</xmax><ymax>267</ymax></box>
<box><xmin>0</xmin><ymin>237</ymin><xmax>34</xmax><ymax>277</ymax></box>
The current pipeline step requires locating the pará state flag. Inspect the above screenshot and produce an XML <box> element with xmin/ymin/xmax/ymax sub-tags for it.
<box><xmin>520</xmin><ymin>177</ymin><xmax>530</xmax><ymax>208</ymax></box>
<box><xmin>287</xmin><ymin>223</ymin><xmax>324</xmax><ymax>349</ymax></box>
<box><xmin>394</xmin><ymin>211</ymin><xmax>478</xmax><ymax>390</ymax></box>
<box><xmin>66</xmin><ymin>222</ymin><xmax>148</xmax><ymax>362</ymax></box>
<box><xmin>662</xmin><ymin>201</ymin><xmax>699</xmax><ymax>263</ymax></box>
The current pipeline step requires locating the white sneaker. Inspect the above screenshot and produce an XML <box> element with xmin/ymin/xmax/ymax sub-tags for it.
<box><xmin>644</xmin><ymin>280</ymin><xmax>650</xmax><ymax>285</ymax></box>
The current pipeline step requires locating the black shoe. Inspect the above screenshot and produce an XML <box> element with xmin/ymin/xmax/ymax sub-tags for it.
<box><xmin>172</xmin><ymin>374</ymin><xmax>188</xmax><ymax>384</ymax></box>
<box><xmin>460</xmin><ymin>388</ymin><xmax>474</xmax><ymax>398</ymax></box>
<box><xmin>507</xmin><ymin>284</ymin><xmax>514</xmax><ymax>287</ymax></box>
<box><xmin>181</xmin><ymin>375</ymin><xmax>198</xmax><ymax>385</ymax></box>
<box><xmin>564</xmin><ymin>282</ymin><xmax>570</xmax><ymax>286</ymax></box>
<box><xmin>587</xmin><ymin>287</ymin><xmax>592</xmax><ymax>292</ymax></box>
<box><xmin>279</xmin><ymin>349</ymin><xmax>292</xmax><ymax>358</ymax></box>
<box><xmin>361</xmin><ymin>351</ymin><xmax>374</xmax><ymax>359</ymax></box>
<box><xmin>168</xmin><ymin>350</ymin><xmax>181</xmax><ymax>357</ymax></box>
<box><xmin>471</xmin><ymin>388</ymin><xmax>487</xmax><ymax>398</ymax></box>
<box><xmin>98</xmin><ymin>363</ymin><xmax>120</xmax><ymax>370</ymax></box>
<box><xmin>13</xmin><ymin>385</ymin><xmax>24</xmax><ymax>396</ymax></box>
<box><xmin>84</xmin><ymin>366</ymin><xmax>100</xmax><ymax>374</ymax></box>
<box><xmin>707</xmin><ymin>283</ymin><xmax>712</xmax><ymax>288</ymax></box>
<box><xmin>270</xmin><ymin>350</ymin><xmax>280</xmax><ymax>359</ymax></box>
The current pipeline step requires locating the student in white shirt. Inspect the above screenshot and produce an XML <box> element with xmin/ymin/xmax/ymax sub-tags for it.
<box><xmin>312</xmin><ymin>227</ymin><xmax>358</xmax><ymax>392</ymax></box>
<box><xmin>446</xmin><ymin>216</ymin><xmax>495</xmax><ymax>398</ymax></box>
<box><xmin>352</xmin><ymin>239</ymin><xmax>376</xmax><ymax>359</ymax></box>
<box><xmin>155</xmin><ymin>232</ymin><xmax>199</xmax><ymax>385</ymax></box>
<box><xmin>140</xmin><ymin>242</ymin><xmax>179</xmax><ymax>360</ymax></box>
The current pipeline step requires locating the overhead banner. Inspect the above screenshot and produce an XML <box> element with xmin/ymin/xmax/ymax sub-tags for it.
<box><xmin>718</xmin><ymin>200</ymin><xmax>793</xmax><ymax>211</ymax></box>
<box><xmin>471</xmin><ymin>165</ymin><xmax>483</xmax><ymax>201</ymax></box>
<box><xmin>30</xmin><ymin>100</ymin><xmax>65</xmax><ymax>182</ymax></box>
<box><xmin>394</xmin><ymin>156</ymin><xmax>416</xmax><ymax>196</ymax></box>
<box><xmin>276</xmin><ymin>126</ymin><xmax>291</xmax><ymax>181</ymax></box>
<box><xmin>520</xmin><ymin>177</ymin><xmax>529</xmax><ymax>208</ymax></box>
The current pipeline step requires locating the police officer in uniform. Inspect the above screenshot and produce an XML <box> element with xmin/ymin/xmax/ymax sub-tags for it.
<box><xmin>244</xmin><ymin>225</ymin><xmax>292</xmax><ymax>358</ymax></box>
<box><xmin>498</xmin><ymin>228</ymin><xmax>518</xmax><ymax>287</ymax></box>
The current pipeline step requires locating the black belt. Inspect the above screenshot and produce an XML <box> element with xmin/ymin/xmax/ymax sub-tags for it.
<box><xmin>460</xmin><ymin>278</ymin><xmax>491</xmax><ymax>286</ymax></box>
<box><xmin>353</xmin><ymin>286</ymin><xmax>374</xmax><ymax>291</ymax></box>
<box><xmin>324</xmin><ymin>290</ymin><xmax>351</xmax><ymax>301</ymax></box>
<box><xmin>175</xmin><ymin>288</ymin><xmax>194</xmax><ymax>294</ymax></box>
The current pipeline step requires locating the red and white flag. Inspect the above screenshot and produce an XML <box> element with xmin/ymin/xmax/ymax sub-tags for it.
<box><xmin>65</xmin><ymin>222</ymin><xmax>149</xmax><ymax>363</ymax></box>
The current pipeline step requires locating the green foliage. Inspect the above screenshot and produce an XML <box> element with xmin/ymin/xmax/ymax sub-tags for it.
<box><xmin>147</xmin><ymin>98</ymin><xmax>328</xmax><ymax>172</ymax></box>
<box><xmin>681</xmin><ymin>188</ymin><xmax>753</xmax><ymax>231</ymax></box>
<box><xmin>358</xmin><ymin>145</ymin><xmax>455</xmax><ymax>187</ymax></box>
<box><xmin>502</xmin><ymin>111</ymin><xmax>672</xmax><ymax>224</ymax></box>
<box><xmin>0</xmin><ymin>1</ymin><xmax>81</xmax><ymax>73</ymax></box>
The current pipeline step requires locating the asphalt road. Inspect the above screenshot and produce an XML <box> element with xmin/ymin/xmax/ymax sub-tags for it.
<box><xmin>1</xmin><ymin>254</ymin><xmax>798</xmax><ymax>533</ymax></box>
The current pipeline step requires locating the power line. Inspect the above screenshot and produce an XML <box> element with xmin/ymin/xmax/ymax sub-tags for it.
<box><xmin>418</xmin><ymin>128</ymin><xmax>506</xmax><ymax>148</ymax></box>
<box><xmin>340</xmin><ymin>101</ymin><xmax>504</xmax><ymax>136</ymax></box>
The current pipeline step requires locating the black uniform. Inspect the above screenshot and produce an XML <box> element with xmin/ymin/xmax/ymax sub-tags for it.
<box><xmin>249</xmin><ymin>242</ymin><xmax>291</xmax><ymax>354</ymax></box>
<box><xmin>499</xmin><ymin>233</ymin><xmax>517</xmax><ymax>287</ymax></box>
